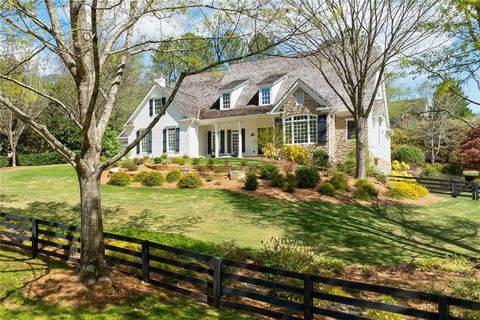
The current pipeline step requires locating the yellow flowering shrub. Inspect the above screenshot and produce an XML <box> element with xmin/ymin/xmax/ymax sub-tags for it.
<box><xmin>391</xmin><ymin>160</ymin><xmax>410</xmax><ymax>171</ymax></box>
<box><xmin>280</xmin><ymin>145</ymin><xmax>309</xmax><ymax>164</ymax></box>
<box><xmin>387</xmin><ymin>181</ymin><xmax>429</xmax><ymax>199</ymax></box>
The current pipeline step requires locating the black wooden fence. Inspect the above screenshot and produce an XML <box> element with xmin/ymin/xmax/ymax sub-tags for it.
<box><xmin>388</xmin><ymin>175</ymin><xmax>479</xmax><ymax>200</ymax></box>
<box><xmin>1</xmin><ymin>212</ymin><xmax>479</xmax><ymax>319</ymax></box>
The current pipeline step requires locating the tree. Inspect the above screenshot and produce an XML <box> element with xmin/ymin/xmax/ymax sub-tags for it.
<box><xmin>284</xmin><ymin>0</ymin><xmax>442</xmax><ymax>178</ymax></box>
<box><xmin>0</xmin><ymin>56</ymin><xmax>44</xmax><ymax>166</ymax></box>
<box><xmin>0</xmin><ymin>0</ymin><xmax>298</xmax><ymax>284</ymax></box>
<box><xmin>412</xmin><ymin>0</ymin><xmax>480</xmax><ymax>106</ymax></box>
<box><xmin>458</xmin><ymin>124</ymin><xmax>480</xmax><ymax>170</ymax></box>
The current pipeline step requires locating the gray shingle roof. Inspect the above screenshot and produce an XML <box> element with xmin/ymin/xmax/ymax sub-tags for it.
<box><xmin>172</xmin><ymin>56</ymin><xmax>374</xmax><ymax>119</ymax></box>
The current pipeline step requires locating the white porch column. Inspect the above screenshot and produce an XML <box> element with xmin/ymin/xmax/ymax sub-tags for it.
<box><xmin>214</xmin><ymin>123</ymin><xmax>220</xmax><ymax>158</ymax></box>
<box><xmin>237</xmin><ymin>121</ymin><xmax>243</xmax><ymax>158</ymax></box>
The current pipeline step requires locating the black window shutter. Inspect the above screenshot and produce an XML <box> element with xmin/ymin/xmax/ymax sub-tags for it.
<box><xmin>241</xmin><ymin>129</ymin><xmax>245</xmax><ymax>153</ymax></box>
<box><xmin>162</xmin><ymin>128</ymin><xmax>167</xmax><ymax>152</ymax></box>
<box><xmin>162</xmin><ymin>97</ymin><xmax>167</xmax><ymax>105</ymax></box>
<box><xmin>136</xmin><ymin>130</ymin><xmax>141</xmax><ymax>154</ymax></box>
<box><xmin>147</xmin><ymin>130</ymin><xmax>152</xmax><ymax>153</ymax></box>
<box><xmin>227</xmin><ymin>130</ymin><xmax>232</xmax><ymax>154</ymax></box>
<box><xmin>149</xmin><ymin>99</ymin><xmax>153</xmax><ymax>116</ymax></box>
<box><xmin>175</xmin><ymin>128</ymin><xmax>180</xmax><ymax>152</ymax></box>
<box><xmin>220</xmin><ymin>130</ymin><xmax>225</xmax><ymax>154</ymax></box>
<box><xmin>317</xmin><ymin>115</ymin><xmax>327</xmax><ymax>143</ymax></box>
<box><xmin>207</xmin><ymin>131</ymin><xmax>212</xmax><ymax>155</ymax></box>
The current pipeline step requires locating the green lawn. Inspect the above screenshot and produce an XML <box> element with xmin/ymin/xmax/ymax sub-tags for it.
<box><xmin>1</xmin><ymin>164</ymin><xmax>479</xmax><ymax>265</ymax></box>
<box><xmin>0</xmin><ymin>247</ymin><xmax>256</xmax><ymax>319</ymax></box>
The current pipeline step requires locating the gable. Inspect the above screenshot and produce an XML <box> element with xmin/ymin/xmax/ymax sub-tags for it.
<box><xmin>270</xmin><ymin>80</ymin><xmax>332</xmax><ymax>114</ymax></box>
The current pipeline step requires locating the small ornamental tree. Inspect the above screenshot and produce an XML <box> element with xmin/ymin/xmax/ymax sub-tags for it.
<box><xmin>458</xmin><ymin>125</ymin><xmax>480</xmax><ymax>170</ymax></box>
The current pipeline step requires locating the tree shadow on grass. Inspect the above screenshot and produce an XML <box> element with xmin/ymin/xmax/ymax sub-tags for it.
<box><xmin>219</xmin><ymin>190</ymin><xmax>480</xmax><ymax>265</ymax></box>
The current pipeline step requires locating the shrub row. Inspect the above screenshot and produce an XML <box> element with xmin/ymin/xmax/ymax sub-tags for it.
<box><xmin>0</xmin><ymin>152</ymin><xmax>68</xmax><ymax>167</ymax></box>
<box><xmin>387</xmin><ymin>181</ymin><xmax>428</xmax><ymax>199</ymax></box>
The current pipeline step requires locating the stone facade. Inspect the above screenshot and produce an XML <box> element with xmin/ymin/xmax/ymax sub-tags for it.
<box><xmin>280</xmin><ymin>89</ymin><xmax>319</xmax><ymax>117</ymax></box>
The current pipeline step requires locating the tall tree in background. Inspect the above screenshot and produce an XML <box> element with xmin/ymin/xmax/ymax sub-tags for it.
<box><xmin>0</xmin><ymin>0</ymin><xmax>297</xmax><ymax>284</ymax></box>
<box><xmin>413</xmin><ymin>0</ymin><xmax>480</xmax><ymax>107</ymax></box>
<box><xmin>285</xmin><ymin>0</ymin><xmax>441</xmax><ymax>178</ymax></box>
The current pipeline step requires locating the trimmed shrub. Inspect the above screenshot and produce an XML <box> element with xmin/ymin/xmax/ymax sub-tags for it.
<box><xmin>171</xmin><ymin>157</ymin><xmax>187</xmax><ymax>165</ymax></box>
<box><xmin>391</xmin><ymin>160</ymin><xmax>410</xmax><ymax>171</ymax></box>
<box><xmin>166</xmin><ymin>169</ymin><xmax>182</xmax><ymax>183</ymax></box>
<box><xmin>259</xmin><ymin>163</ymin><xmax>279</xmax><ymax>180</ymax></box>
<box><xmin>284</xmin><ymin>173</ymin><xmax>297</xmax><ymax>193</ymax></box>
<box><xmin>395</xmin><ymin>145</ymin><xmax>425</xmax><ymax>165</ymax></box>
<box><xmin>153</xmin><ymin>157</ymin><xmax>165</xmax><ymax>164</ymax></box>
<box><xmin>353</xmin><ymin>179</ymin><xmax>378</xmax><ymax>200</ymax></box>
<box><xmin>280</xmin><ymin>145</ymin><xmax>309</xmax><ymax>164</ymax></box>
<box><xmin>11</xmin><ymin>152</ymin><xmax>67</xmax><ymax>166</ymax></box>
<box><xmin>295</xmin><ymin>165</ymin><xmax>320</xmax><ymax>188</ymax></box>
<box><xmin>183</xmin><ymin>154</ymin><xmax>189</xmax><ymax>159</ymax></box>
<box><xmin>133</xmin><ymin>157</ymin><xmax>145</xmax><ymax>165</ymax></box>
<box><xmin>312</xmin><ymin>149</ymin><xmax>329</xmax><ymax>168</ymax></box>
<box><xmin>120</xmin><ymin>160</ymin><xmax>138</xmax><ymax>171</ymax></box>
<box><xmin>191</xmin><ymin>157</ymin><xmax>201</xmax><ymax>165</ymax></box>
<box><xmin>177</xmin><ymin>174</ymin><xmax>203</xmax><ymax>188</ymax></box>
<box><xmin>244</xmin><ymin>172</ymin><xmax>259</xmax><ymax>191</ymax></box>
<box><xmin>108</xmin><ymin>172</ymin><xmax>131</xmax><ymax>186</ymax></box>
<box><xmin>421</xmin><ymin>164</ymin><xmax>443</xmax><ymax>178</ymax></box>
<box><xmin>134</xmin><ymin>171</ymin><xmax>164</xmax><ymax>187</ymax></box>
<box><xmin>442</xmin><ymin>163</ymin><xmax>463</xmax><ymax>176</ymax></box>
<box><xmin>328</xmin><ymin>172</ymin><xmax>349</xmax><ymax>191</ymax></box>
<box><xmin>0</xmin><ymin>156</ymin><xmax>9</xmax><ymax>167</ymax></box>
<box><xmin>387</xmin><ymin>181</ymin><xmax>429</xmax><ymax>199</ymax></box>
<box><xmin>270</xmin><ymin>173</ymin><xmax>285</xmax><ymax>188</ymax></box>
<box><xmin>317</xmin><ymin>182</ymin><xmax>336</xmax><ymax>197</ymax></box>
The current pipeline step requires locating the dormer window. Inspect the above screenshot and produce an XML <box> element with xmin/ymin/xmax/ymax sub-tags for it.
<box><xmin>260</xmin><ymin>87</ymin><xmax>271</xmax><ymax>105</ymax></box>
<box><xmin>149</xmin><ymin>97</ymin><xmax>166</xmax><ymax>116</ymax></box>
<box><xmin>295</xmin><ymin>91</ymin><xmax>304</xmax><ymax>106</ymax></box>
<box><xmin>221</xmin><ymin>92</ymin><xmax>231</xmax><ymax>110</ymax></box>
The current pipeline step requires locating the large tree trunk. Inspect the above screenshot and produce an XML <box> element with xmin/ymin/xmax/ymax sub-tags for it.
<box><xmin>355</xmin><ymin>117</ymin><xmax>367</xmax><ymax>179</ymax></box>
<box><xmin>77</xmin><ymin>164</ymin><xmax>109</xmax><ymax>284</ymax></box>
<box><xmin>10</xmin><ymin>148</ymin><xmax>16</xmax><ymax>167</ymax></box>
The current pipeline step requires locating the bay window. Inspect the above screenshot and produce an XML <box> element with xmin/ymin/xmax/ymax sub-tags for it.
<box><xmin>283</xmin><ymin>114</ymin><xmax>317</xmax><ymax>145</ymax></box>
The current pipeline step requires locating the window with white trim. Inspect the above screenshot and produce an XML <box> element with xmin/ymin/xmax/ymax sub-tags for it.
<box><xmin>141</xmin><ymin>131</ymin><xmax>149</xmax><ymax>151</ymax></box>
<box><xmin>167</xmin><ymin>127</ymin><xmax>176</xmax><ymax>152</ymax></box>
<box><xmin>260</xmin><ymin>87</ymin><xmax>271</xmax><ymax>105</ymax></box>
<box><xmin>221</xmin><ymin>93</ymin><xmax>231</xmax><ymax>110</ymax></box>
<box><xmin>283</xmin><ymin>114</ymin><xmax>317</xmax><ymax>144</ymax></box>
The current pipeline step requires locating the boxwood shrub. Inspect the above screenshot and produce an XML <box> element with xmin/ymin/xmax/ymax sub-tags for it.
<box><xmin>134</xmin><ymin>171</ymin><xmax>164</xmax><ymax>187</ymax></box>
<box><xmin>177</xmin><ymin>174</ymin><xmax>203</xmax><ymax>189</ymax></box>
<box><xmin>270</xmin><ymin>173</ymin><xmax>285</xmax><ymax>188</ymax></box>
<box><xmin>295</xmin><ymin>165</ymin><xmax>320</xmax><ymax>188</ymax></box>
<box><xmin>317</xmin><ymin>182</ymin><xmax>336</xmax><ymax>197</ymax></box>
<box><xmin>108</xmin><ymin>172</ymin><xmax>131</xmax><ymax>186</ymax></box>
<box><xmin>353</xmin><ymin>179</ymin><xmax>378</xmax><ymax>200</ymax></box>
<box><xmin>166</xmin><ymin>169</ymin><xmax>182</xmax><ymax>183</ymax></box>
<box><xmin>328</xmin><ymin>172</ymin><xmax>349</xmax><ymax>191</ymax></box>
<box><xmin>394</xmin><ymin>145</ymin><xmax>425</xmax><ymax>165</ymax></box>
<box><xmin>244</xmin><ymin>172</ymin><xmax>259</xmax><ymax>191</ymax></box>
<box><xmin>259</xmin><ymin>163</ymin><xmax>279</xmax><ymax>180</ymax></box>
<box><xmin>0</xmin><ymin>152</ymin><xmax>68</xmax><ymax>166</ymax></box>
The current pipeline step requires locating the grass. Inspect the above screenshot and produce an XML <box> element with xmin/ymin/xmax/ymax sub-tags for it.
<box><xmin>1</xmin><ymin>164</ymin><xmax>479</xmax><ymax>265</ymax></box>
<box><xmin>0</xmin><ymin>247</ymin><xmax>257</xmax><ymax>319</ymax></box>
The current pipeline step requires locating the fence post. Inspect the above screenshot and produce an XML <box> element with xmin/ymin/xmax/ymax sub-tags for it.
<box><xmin>451</xmin><ymin>182</ymin><xmax>457</xmax><ymax>198</ymax></box>
<box><xmin>141</xmin><ymin>241</ymin><xmax>150</xmax><ymax>283</ymax></box>
<box><xmin>213</xmin><ymin>257</ymin><xmax>223</xmax><ymax>308</ymax></box>
<box><xmin>438</xmin><ymin>295</ymin><xmax>449</xmax><ymax>320</ymax></box>
<box><xmin>304</xmin><ymin>274</ymin><xmax>313</xmax><ymax>320</ymax></box>
<box><xmin>31</xmin><ymin>219</ymin><xmax>38</xmax><ymax>258</ymax></box>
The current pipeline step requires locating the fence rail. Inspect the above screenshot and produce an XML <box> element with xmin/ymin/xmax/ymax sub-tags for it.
<box><xmin>1</xmin><ymin>212</ymin><xmax>479</xmax><ymax>319</ymax></box>
<box><xmin>388</xmin><ymin>175</ymin><xmax>479</xmax><ymax>200</ymax></box>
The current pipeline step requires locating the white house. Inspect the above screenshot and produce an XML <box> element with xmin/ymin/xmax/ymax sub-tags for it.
<box><xmin>120</xmin><ymin>56</ymin><xmax>392</xmax><ymax>172</ymax></box>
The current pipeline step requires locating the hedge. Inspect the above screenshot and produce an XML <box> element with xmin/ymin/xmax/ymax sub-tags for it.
<box><xmin>0</xmin><ymin>152</ymin><xmax>68</xmax><ymax>167</ymax></box>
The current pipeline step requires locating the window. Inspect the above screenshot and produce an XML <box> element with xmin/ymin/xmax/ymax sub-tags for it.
<box><xmin>167</xmin><ymin>127</ymin><xmax>176</xmax><ymax>152</ymax></box>
<box><xmin>295</xmin><ymin>91</ymin><xmax>304</xmax><ymax>106</ymax></box>
<box><xmin>141</xmin><ymin>130</ymin><xmax>152</xmax><ymax>153</ymax></box>
<box><xmin>346</xmin><ymin>120</ymin><xmax>356</xmax><ymax>140</ymax></box>
<box><xmin>221</xmin><ymin>93</ymin><xmax>231</xmax><ymax>109</ymax></box>
<box><xmin>260</xmin><ymin>87</ymin><xmax>271</xmax><ymax>105</ymax></box>
<box><xmin>283</xmin><ymin>114</ymin><xmax>317</xmax><ymax>144</ymax></box>
<box><xmin>154</xmin><ymin>97</ymin><xmax>166</xmax><ymax>114</ymax></box>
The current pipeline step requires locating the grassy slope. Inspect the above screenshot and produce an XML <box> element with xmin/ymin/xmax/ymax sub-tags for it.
<box><xmin>0</xmin><ymin>247</ymin><xmax>256</xmax><ymax>320</ymax></box>
<box><xmin>0</xmin><ymin>165</ymin><xmax>479</xmax><ymax>265</ymax></box>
